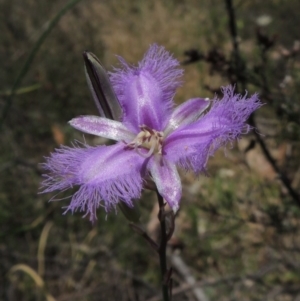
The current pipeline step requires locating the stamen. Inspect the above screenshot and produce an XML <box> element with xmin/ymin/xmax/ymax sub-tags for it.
<box><xmin>126</xmin><ymin>125</ymin><xmax>164</xmax><ymax>157</ymax></box>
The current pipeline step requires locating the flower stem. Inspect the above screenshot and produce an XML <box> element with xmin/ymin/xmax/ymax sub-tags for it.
<box><xmin>156</xmin><ymin>191</ymin><xmax>170</xmax><ymax>301</ymax></box>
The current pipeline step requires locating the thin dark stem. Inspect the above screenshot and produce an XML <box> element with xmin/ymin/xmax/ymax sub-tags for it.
<box><xmin>259</xmin><ymin>47</ymin><xmax>271</xmax><ymax>99</ymax></box>
<box><xmin>224</xmin><ymin>0</ymin><xmax>300</xmax><ymax>205</ymax></box>
<box><xmin>156</xmin><ymin>191</ymin><xmax>170</xmax><ymax>301</ymax></box>
<box><xmin>225</xmin><ymin>0</ymin><xmax>239</xmax><ymax>55</ymax></box>
<box><xmin>249</xmin><ymin>117</ymin><xmax>300</xmax><ymax>205</ymax></box>
<box><xmin>224</xmin><ymin>0</ymin><xmax>246</xmax><ymax>92</ymax></box>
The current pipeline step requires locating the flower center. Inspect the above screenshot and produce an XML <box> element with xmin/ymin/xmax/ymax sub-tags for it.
<box><xmin>126</xmin><ymin>125</ymin><xmax>164</xmax><ymax>158</ymax></box>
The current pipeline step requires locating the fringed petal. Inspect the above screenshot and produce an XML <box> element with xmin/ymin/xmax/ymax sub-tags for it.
<box><xmin>41</xmin><ymin>143</ymin><xmax>145</xmax><ymax>222</ymax></box>
<box><xmin>164</xmin><ymin>86</ymin><xmax>262</xmax><ymax>174</ymax></box>
<box><xmin>109</xmin><ymin>44</ymin><xmax>183</xmax><ymax>132</ymax></box>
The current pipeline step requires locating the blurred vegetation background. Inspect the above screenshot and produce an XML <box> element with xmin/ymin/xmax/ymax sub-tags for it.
<box><xmin>1</xmin><ymin>0</ymin><xmax>300</xmax><ymax>300</ymax></box>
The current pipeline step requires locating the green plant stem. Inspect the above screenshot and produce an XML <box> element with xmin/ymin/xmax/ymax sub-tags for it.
<box><xmin>0</xmin><ymin>0</ymin><xmax>83</xmax><ymax>131</ymax></box>
<box><xmin>157</xmin><ymin>191</ymin><xmax>170</xmax><ymax>301</ymax></box>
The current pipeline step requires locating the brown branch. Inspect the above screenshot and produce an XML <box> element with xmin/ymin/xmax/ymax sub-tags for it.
<box><xmin>224</xmin><ymin>0</ymin><xmax>300</xmax><ymax>206</ymax></box>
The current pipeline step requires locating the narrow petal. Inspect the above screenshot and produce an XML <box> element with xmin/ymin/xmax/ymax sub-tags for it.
<box><xmin>109</xmin><ymin>44</ymin><xmax>183</xmax><ymax>131</ymax></box>
<box><xmin>148</xmin><ymin>155</ymin><xmax>182</xmax><ymax>212</ymax></box>
<box><xmin>164</xmin><ymin>86</ymin><xmax>262</xmax><ymax>173</ymax></box>
<box><xmin>83</xmin><ymin>51</ymin><xmax>123</xmax><ymax>121</ymax></box>
<box><xmin>69</xmin><ymin>116</ymin><xmax>135</xmax><ymax>142</ymax></box>
<box><xmin>41</xmin><ymin>143</ymin><xmax>145</xmax><ymax>222</ymax></box>
<box><xmin>164</xmin><ymin>97</ymin><xmax>210</xmax><ymax>135</ymax></box>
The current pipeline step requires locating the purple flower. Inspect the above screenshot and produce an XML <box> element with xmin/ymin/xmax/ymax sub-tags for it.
<box><xmin>42</xmin><ymin>44</ymin><xmax>261</xmax><ymax>222</ymax></box>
